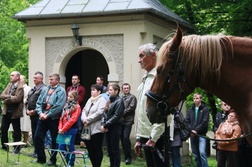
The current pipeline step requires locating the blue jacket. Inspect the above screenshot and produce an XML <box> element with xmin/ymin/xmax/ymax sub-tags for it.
<box><xmin>35</xmin><ymin>85</ymin><xmax>66</xmax><ymax>120</ymax></box>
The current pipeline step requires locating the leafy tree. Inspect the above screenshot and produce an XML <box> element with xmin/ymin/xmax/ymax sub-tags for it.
<box><xmin>0</xmin><ymin>0</ymin><xmax>38</xmax><ymax>92</ymax></box>
<box><xmin>160</xmin><ymin>0</ymin><xmax>252</xmax><ymax>35</ymax></box>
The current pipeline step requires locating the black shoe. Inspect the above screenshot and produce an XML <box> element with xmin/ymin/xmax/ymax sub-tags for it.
<box><xmin>47</xmin><ymin>160</ymin><xmax>56</xmax><ymax>166</ymax></box>
<box><xmin>13</xmin><ymin>146</ymin><xmax>21</xmax><ymax>154</ymax></box>
<box><xmin>2</xmin><ymin>146</ymin><xmax>8</xmax><ymax>151</ymax></box>
<box><xmin>125</xmin><ymin>158</ymin><xmax>132</xmax><ymax>165</ymax></box>
<box><xmin>21</xmin><ymin>144</ymin><xmax>27</xmax><ymax>148</ymax></box>
<box><xmin>31</xmin><ymin>160</ymin><xmax>46</xmax><ymax>164</ymax></box>
<box><xmin>31</xmin><ymin>153</ymin><xmax>38</xmax><ymax>158</ymax></box>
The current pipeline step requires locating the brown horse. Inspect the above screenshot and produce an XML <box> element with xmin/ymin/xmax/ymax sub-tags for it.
<box><xmin>146</xmin><ymin>27</ymin><xmax>252</xmax><ymax>143</ymax></box>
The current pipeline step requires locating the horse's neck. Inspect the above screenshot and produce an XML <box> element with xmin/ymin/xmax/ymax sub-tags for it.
<box><xmin>231</xmin><ymin>36</ymin><xmax>252</xmax><ymax>58</ymax></box>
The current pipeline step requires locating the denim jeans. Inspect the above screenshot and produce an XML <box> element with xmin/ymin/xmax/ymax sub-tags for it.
<box><xmin>190</xmin><ymin>136</ymin><xmax>208</xmax><ymax>167</ymax></box>
<box><xmin>44</xmin><ymin>130</ymin><xmax>52</xmax><ymax>147</ymax></box>
<box><xmin>58</xmin><ymin>128</ymin><xmax>78</xmax><ymax>166</ymax></box>
<box><xmin>171</xmin><ymin>146</ymin><xmax>181</xmax><ymax>167</ymax></box>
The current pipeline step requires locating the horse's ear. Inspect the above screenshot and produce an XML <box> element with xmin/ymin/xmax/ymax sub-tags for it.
<box><xmin>170</xmin><ymin>27</ymin><xmax>183</xmax><ymax>53</ymax></box>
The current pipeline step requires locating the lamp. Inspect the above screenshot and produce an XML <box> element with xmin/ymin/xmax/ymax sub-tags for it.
<box><xmin>71</xmin><ymin>22</ymin><xmax>82</xmax><ymax>45</ymax></box>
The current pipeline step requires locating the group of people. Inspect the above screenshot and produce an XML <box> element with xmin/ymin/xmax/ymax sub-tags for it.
<box><xmin>185</xmin><ymin>93</ymin><xmax>243</xmax><ymax>167</ymax></box>
<box><xmin>0</xmin><ymin>70</ymin><xmax>137</xmax><ymax>167</ymax></box>
<box><xmin>0</xmin><ymin>42</ymin><xmax>248</xmax><ymax>167</ymax></box>
<box><xmin>82</xmin><ymin>82</ymin><xmax>137</xmax><ymax>167</ymax></box>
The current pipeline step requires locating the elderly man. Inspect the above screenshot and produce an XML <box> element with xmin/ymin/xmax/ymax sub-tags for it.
<box><xmin>34</xmin><ymin>73</ymin><xmax>66</xmax><ymax>165</ymax></box>
<box><xmin>0</xmin><ymin>71</ymin><xmax>24</xmax><ymax>154</ymax></box>
<box><xmin>134</xmin><ymin>43</ymin><xmax>172</xmax><ymax>167</ymax></box>
<box><xmin>26</xmin><ymin>71</ymin><xmax>46</xmax><ymax>158</ymax></box>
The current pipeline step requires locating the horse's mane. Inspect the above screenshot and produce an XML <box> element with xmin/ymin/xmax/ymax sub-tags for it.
<box><xmin>158</xmin><ymin>34</ymin><xmax>234</xmax><ymax>87</ymax></box>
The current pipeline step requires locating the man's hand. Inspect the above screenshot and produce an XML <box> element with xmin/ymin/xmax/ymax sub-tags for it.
<box><xmin>58</xmin><ymin>129</ymin><xmax>63</xmax><ymax>134</ymax></box>
<box><xmin>39</xmin><ymin>113</ymin><xmax>48</xmax><ymax>120</ymax></box>
<box><xmin>134</xmin><ymin>141</ymin><xmax>143</xmax><ymax>157</ymax></box>
<box><xmin>83</xmin><ymin>121</ymin><xmax>88</xmax><ymax>127</ymax></box>
<box><xmin>145</xmin><ymin>139</ymin><xmax>156</xmax><ymax>148</ymax></box>
<box><xmin>27</xmin><ymin>110</ymin><xmax>36</xmax><ymax>116</ymax></box>
<box><xmin>101</xmin><ymin>126</ymin><xmax>108</xmax><ymax>133</ymax></box>
<box><xmin>0</xmin><ymin>94</ymin><xmax>10</xmax><ymax>100</ymax></box>
<box><xmin>191</xmin><ymin>130</ymin><xmax>197</xmax><ymax>137</ymax></box>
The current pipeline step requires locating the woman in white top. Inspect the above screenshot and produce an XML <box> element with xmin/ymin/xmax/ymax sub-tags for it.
<box><xmin>81</xmin><ymin>84</ymin><xmax>107</xmax><ymax>167</ymax></box>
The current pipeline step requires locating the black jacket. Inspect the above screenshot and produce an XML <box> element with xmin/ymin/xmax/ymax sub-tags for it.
<box><xmin>27</xmin><ymin>83</ymin><xmax>46</xmax><ymax>118</ymax></box>
<box><xmin>213</xmin><ymin>111</ymin><xmax>228</xmax><ymax>133</ymax></box>
<box><xmin>122</xmin><ymin>93</ymin><xmax>137</xmax><ymax>123</ymax></box>
<box><xmin>101</xmin><ymin>95</ymin><xmax>125</xmax><ymax>128</ymax></box>
<box><xmin>186</xmin><ymin>102</ymin><xmax>209</xmax><ymax>135</ymax></box>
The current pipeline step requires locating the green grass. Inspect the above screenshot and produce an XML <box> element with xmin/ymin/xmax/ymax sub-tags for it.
<box><xmin>0</xmin><ymin>144</ymin><xmax>217</xmax><ymax>167</ymax></box>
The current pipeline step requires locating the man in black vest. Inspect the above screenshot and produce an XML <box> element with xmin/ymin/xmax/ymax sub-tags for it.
<box><xmin>26</xmin><ymin>71</ymin><xmax>46</xmax><ymax>158</ymax></box>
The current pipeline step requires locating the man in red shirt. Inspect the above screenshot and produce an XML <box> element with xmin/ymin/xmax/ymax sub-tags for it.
<box><xmin>66</xmin><ymin>74</ymin><xmax>86</xmax><ymax>109</ymax></box>
<box><xmin>66</xmin><ymin>74</ymin><xmax>86</xmax><ymax>147</ymax></box>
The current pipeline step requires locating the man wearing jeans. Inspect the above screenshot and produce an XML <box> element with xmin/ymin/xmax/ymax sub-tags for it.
<box><xmin>34</xmin><ymin>73</ymin><xmax>66</xmax><ymax>165</ymax></box>
<box><xmin>186</xmin><ymin>93</ymin><xmax>209</xmax><ymax>167</ymax></box>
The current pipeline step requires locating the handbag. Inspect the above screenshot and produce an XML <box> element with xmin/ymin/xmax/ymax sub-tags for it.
<box><xmin>81</xmin><ymin>103</ymin><xmax>93</xmax><ymax>140</ymax></box>
<box><xmin>81</xmin><ymin>126</ymin><xmax>91</xmax><ymax>140</ymax></box>
<box><xmin>212</xmin><ymin>141</ymin><xmax>218</xmax><ymax>149</ymax></box>
<box><xmin>178</xmin><ymin>123</ymin><xmax>190</xmax><ymax>141</ymax></box>
<box><xmin>175</xmin><ymin>111</ymin><xmax>191</xmax><ymax>141</ymax></box>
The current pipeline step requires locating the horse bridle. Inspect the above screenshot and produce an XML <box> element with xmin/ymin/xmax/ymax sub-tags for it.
<box><xmin>145</xmin><ymin>50</ymin><xmax>187</xmax><ymax>116</ymax></box>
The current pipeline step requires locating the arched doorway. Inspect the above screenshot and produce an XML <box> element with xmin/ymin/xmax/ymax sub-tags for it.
<box><xmin>65</xmin><ymin>49</ymin><xmax>109</xmax><ymax>106</ymax></box>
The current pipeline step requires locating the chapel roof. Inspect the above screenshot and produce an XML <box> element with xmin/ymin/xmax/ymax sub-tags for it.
<box><xmin>13</xmin><ymin>0</ymin><xmax>194</xmax><ymax>30</ymax></box>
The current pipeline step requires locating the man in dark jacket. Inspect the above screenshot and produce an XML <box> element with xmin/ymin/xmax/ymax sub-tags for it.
<box><xmin>186</xmin><ymin>93</ymin><xmax>209</xmax><ymax>167</ymax></box>
<box><xmin>121</xmin><ymin>83</ymin><xmax>137</xmax><ymax>165</ymax></box>
<box><xmin>26</xmin><ymin>71</ymin><xmax>46</xmax><ymax>158</ymax></box>
<box><xmin>213</xmin><ymin>101</ymin><xmax>230</xmax><ymax>133</ymax></box>
<box><xmin>0</xmin><ymin>71</ymin><xmax>24</xmax><ymax>153</ymax></box>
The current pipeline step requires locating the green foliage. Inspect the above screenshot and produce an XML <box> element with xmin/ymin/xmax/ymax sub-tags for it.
<box><xmin>0</xmin><ymin>141</ymin><xmax>217</xmax><ymax>167</ymax></box>
<box><xmin>0</xmin><ymin>0</ymin><xmax>38</xmax><ymax>92</ymax></box>
<box><xmin>160</xmin><ymin>0</ymin><xmax>252</xmax><ymax>36</ymax></box>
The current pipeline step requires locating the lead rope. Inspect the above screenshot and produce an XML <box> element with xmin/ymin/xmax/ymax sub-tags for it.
<box><xmin>173</xmin><ymin>110</ymin><xmax>252</xmax><ymax>142</ymax></box>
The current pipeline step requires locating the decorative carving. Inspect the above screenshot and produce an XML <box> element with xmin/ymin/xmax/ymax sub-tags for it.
<box><xmin>45</xmin><ymin>35</ymin><xmax>124</xmax><ymax>84</ymax></box>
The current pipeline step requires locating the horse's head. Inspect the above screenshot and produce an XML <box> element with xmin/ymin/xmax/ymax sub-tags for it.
<box><xmin>146</xmin><ymin>27</ymin><xmax>192</xmax><ymax>124</ymax></box>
